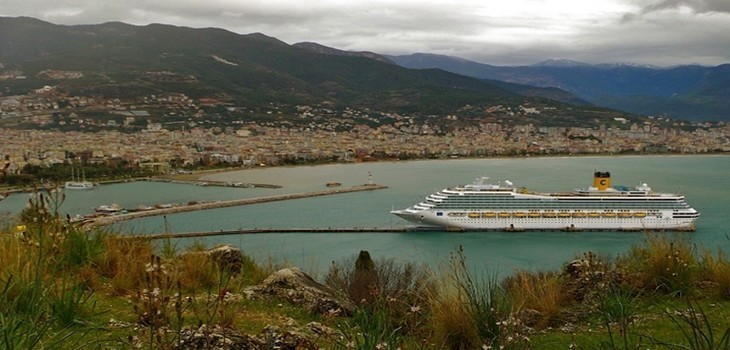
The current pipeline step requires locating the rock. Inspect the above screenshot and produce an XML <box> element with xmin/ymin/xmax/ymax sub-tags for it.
<box><xmin>515</xmin><ymin>308</ymin><xmax>544</xmax><ymax>328</ymax></box>
<box><xmin>262</xmin><ymin>325</ymin><xmax>317</xmax><ymax>350</ymax></box>
<box><xmin>175</xmin><ymin>325</ymin><xmax>263</xmax><ymax>349</ymax></box>
<box><xmin>245</xmin><ymin>267</ymin><xmax>355</xmax><ymax>316</ymax></box>
<box><xmin>205</xmin><ymin>244</ymin><xmax>244</xmax><ymax>274</ymax></box>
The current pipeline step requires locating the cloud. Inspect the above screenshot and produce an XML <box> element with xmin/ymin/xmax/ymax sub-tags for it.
<box><xmin>2</xmin><ymin>0</ymin><xmax>729</xmax><ymax>66</ymax></box>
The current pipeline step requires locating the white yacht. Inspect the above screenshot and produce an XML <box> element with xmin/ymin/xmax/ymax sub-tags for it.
<box><xmin>65</xmin><ymin>168</ymin><xmax>94</xmax><ymax>190</ymax></box>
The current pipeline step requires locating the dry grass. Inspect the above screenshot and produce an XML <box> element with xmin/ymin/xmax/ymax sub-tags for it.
<box><xmin>617</xmin><ymin>234</ymin><xmax>698</xmax><ymax>296</ymax></box>
<box><xmin>427</xmin><ymin>284</ymin><xmax>483</xmax><ymax>349</ymax></box>
<box><xmin>504</xmin><ymin>270</ymin><xmax>566</xmax><ymax>328</ymax></box>
<box><xmin>95</xmin><ymin>236</ymin><xmax>156</xmax><ymax>296</ymax></box>
<box><xmin>700</xmin><ymin>250</ymin><xmax>730</xmax><ymax>299</ymax></box>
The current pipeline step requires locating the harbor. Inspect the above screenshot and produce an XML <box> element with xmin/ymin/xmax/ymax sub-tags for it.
<box><xmin>85</xmin><ymin>183</ymin><xmax>387</xmax><ymax>227</ymax></box>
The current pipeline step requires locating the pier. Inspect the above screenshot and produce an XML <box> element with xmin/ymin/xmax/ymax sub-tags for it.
<box><xmin>124</xmin><ymin>227</ymin><xmax>414</xmax><ymax>240</ymax></box>
<box><xmin>86</xmin><ymin>184</ymin><xmax>387</xmax><ymax>227</ymax></box>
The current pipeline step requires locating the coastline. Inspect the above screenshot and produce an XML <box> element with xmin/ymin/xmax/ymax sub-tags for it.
<box><xmin>196</xmin><ymin>153</ymin><xmax>729</xmax><ymax>183</ymax></box>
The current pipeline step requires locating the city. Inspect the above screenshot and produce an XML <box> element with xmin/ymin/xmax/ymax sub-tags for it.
<box><xmin>2</xmin><ymin>88</ymin><xmax>728</xmax><ymax>176</ymax></box>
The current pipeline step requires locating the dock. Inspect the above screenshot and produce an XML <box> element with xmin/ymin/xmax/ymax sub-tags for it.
<box><xmin>86</xmin><ymin>184</ymin><xmax>387</xmax><ymax>227</ymax></box>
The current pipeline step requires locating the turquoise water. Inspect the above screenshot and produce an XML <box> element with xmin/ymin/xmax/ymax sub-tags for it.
<box><xmin>1</xmin><ymin>155</ymin><xmax>728</xmax><ymax>277</ymax></box>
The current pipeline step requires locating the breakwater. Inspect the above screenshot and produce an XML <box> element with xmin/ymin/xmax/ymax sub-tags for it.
<box><xmin>86</xmin><ymin>184</ymin><xmax>387</xmax><ymax>227</ymax></box>
<box><xmin>124</xmin><ymin>226</ymin><xmax>415</xmax><ymax>240</ymax></box>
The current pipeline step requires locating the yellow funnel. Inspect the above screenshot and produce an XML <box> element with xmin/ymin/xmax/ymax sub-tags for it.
<box><xmin>593</xmin><ymin>171</ymin><xmax>611</xmax><ymax>190</ymax></box>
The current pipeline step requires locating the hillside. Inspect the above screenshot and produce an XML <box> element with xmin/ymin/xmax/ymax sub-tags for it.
<box><xmin>388</xmin><ymin>53</ymin><xmax>730</xmax><ymax>121</ymax></box>
<box><xmin>0</xmin><ymin>17</ymin><xmax>635</xmax><ymax>128</ymax></box>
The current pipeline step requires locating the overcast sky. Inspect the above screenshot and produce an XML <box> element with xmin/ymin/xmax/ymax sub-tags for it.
<box><xmin>3</xmin><ymin>0</ymin><xmax>730</xmax><ymax>67</ymax></box>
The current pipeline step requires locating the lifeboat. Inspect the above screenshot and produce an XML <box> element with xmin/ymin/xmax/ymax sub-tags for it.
<box><xmin>602</xmin><ymin>212</ymin><xmax>617</xmax><ymax>217</ymax></box>
<box><xmin>468</xmin><ymin>212</ymin><xmax>481</xmax><ymax>218</ymax></box>
<box><xmin>634</xmin><ymin>212</ymin><xmax>647</xmax><ymax>218</ymax></box>
<box><xmin>572</xmin><ymin>212</ymin><xmax>587</xmax><ymax>218</ymax></box>
<box><xmin>528</xmin><ymin>212</ymin><xmax>541</xmax><ymax>218</ymax></box>
<box><xmin>482</xmin><ymin>212</ymin><xmax>497</xmax><ymax>218</ymax></box>
<box><xmin>588</xmin><ymin>212</ymin><xmax>601</xmax><ymax>218</ymax></box>
<box><xmin>618</xmin><ymin>212</ymin><xmax>633</xmax><ymax>218</ymax></box>
<box><xmin>498</xmin><ymin>212</ymin><xmax>511</xmax><ymax>218</ymax></box>
<box><xmin>542</xmin><ymin>211</ymin><xmax>557</xmax><ymax>218</ymax></box>
<box><xmin>558</xmin><ymin>212</ymin><xmax>571</xmax><ymax>218</ymax></box>
<box><xmin>514</xmin><ymin>212</ymin><xmax>527</xmax><ymax>218</ymax></box>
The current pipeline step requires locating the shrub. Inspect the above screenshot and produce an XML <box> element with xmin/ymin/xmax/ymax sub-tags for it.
<box><xmin>325</xmin><ymin>251</ymin><xmax>434</xmax><ymax>337</ymax></box>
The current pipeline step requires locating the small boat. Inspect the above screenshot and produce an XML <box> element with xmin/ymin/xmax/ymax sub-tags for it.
<box><xmin>468</xmin><ymin>212</ymin><xmax>481</xmax><ymax>218</ymax></box>
<box><xmin>95</xmin><ymin>204</ymin><xmax>121</xmax><ymax>213</ymax></box>
<box><xmin>326</xmin><ymin>182</ymin><xmax>342</xmax><ymax>187</ymax></box>
<box><xmin>482</xmin><ymin>212</ymin><xmax>497</xmax><ymax>218</ymax></box>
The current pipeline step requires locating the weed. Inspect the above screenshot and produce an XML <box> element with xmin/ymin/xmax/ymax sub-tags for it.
<box><xmin>334</xmin><ymin>307</ymin><xmax>403</xmax><ymax>350</ymax></box>
<box><xmin>650</xmin><ymin>299</ymin><xmax>730</xmax><ymax>350</ymax></box>
<box><xmin>596</xmin><ymin>286</ymin><xmax>644</xmax><ymax>350</ymax></box>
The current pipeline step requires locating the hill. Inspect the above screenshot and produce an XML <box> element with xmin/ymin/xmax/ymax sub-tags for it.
<box><xmin>388</xmin><ymin>53</ymin><xmax>730</xmax><ymax>121</ymax></box>
<box><xmin>0</xmin><ymin>17</ymin><xmax>634</xmax><ymax>128</ymax></box>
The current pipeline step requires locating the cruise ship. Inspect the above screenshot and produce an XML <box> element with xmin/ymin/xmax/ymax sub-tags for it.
<box><xmin>391</xmin><ymin>172</ymin><xmax>699</xmax><ymax>231</ymax></box>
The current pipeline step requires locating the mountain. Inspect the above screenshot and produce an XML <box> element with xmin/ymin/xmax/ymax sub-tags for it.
<box><xmin>0</xmin><ymin>17</ymin><xmax>637</xmax><ymax>128</ymax></box>
<box><xmin>292</xmin><ymin>42</ymin><xmax>393</xmax><ymax>64</ymax></box>
<box><xmin>1</xmin><ymin>17</ymin><xmax>532</xmax><ymax>116</ymax></box>
<box><xmin>388</xmin><ymin>54</ymin><xmax>730</xmax><ymax>121</ymax></box>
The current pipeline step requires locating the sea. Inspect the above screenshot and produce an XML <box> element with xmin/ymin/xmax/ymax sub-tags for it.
<box><xmin>1</xmin><ymin>155</ymin><xmax>728</xmax><ymax>278</ymax></box>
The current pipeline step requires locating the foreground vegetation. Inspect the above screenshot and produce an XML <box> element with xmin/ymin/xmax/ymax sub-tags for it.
<box><xmin>1</xmin><ymin>189</ymin><xmax>729</xmax><ymax>349</ymax></box>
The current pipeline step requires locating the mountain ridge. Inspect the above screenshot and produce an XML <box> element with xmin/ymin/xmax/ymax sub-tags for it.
<box><xmin>387</xmin><ymin>53</ymin><xmax>729</xmax><ymax>121</ymax></box>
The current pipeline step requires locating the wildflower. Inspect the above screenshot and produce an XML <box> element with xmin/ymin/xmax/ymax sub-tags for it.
<box><xmin>410</xmin><ymin>305</ymin><xmax>421</xmax><ymax>313</ymax></box>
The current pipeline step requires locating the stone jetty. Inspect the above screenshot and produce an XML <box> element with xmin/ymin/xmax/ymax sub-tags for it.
<box><xmin>86</xmin><ymin>184</ymin><xmax>387</xmax><ymax>227</ymax></box>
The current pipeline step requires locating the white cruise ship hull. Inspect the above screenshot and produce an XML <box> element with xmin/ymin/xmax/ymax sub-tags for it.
<box><xmin>391</xmin><ymin>209</ymin><xmax>697</xmax><ymax>231</ymax></box>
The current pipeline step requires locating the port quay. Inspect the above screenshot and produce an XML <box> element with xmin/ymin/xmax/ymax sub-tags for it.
<box><xmin>86</xmin><ymin>183</ymin><xmax>388</xmax><ymax>227</ymax></box>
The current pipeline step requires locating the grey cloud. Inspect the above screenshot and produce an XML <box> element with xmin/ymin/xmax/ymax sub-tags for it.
<box><xmin>637</xmin><ymin>0</ymin><xmax>730</xmax><ymax>14</ymax></box>
<box><xmin>1</xmin><ymin>0</ymin><xmax>729</xmax><ymax>67</ymax></box>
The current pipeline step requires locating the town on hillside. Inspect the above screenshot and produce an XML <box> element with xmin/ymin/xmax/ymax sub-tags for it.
<box><xmin>1</xmin><ymin>81</ymin><xmax>729</xmax><ymax>178</ymax></box>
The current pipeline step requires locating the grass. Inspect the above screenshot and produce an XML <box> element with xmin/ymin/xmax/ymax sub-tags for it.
<box><xmin>1</xmin><ymin>190</ymin><xmax>730</xmax><ymax>349</ymax></box>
